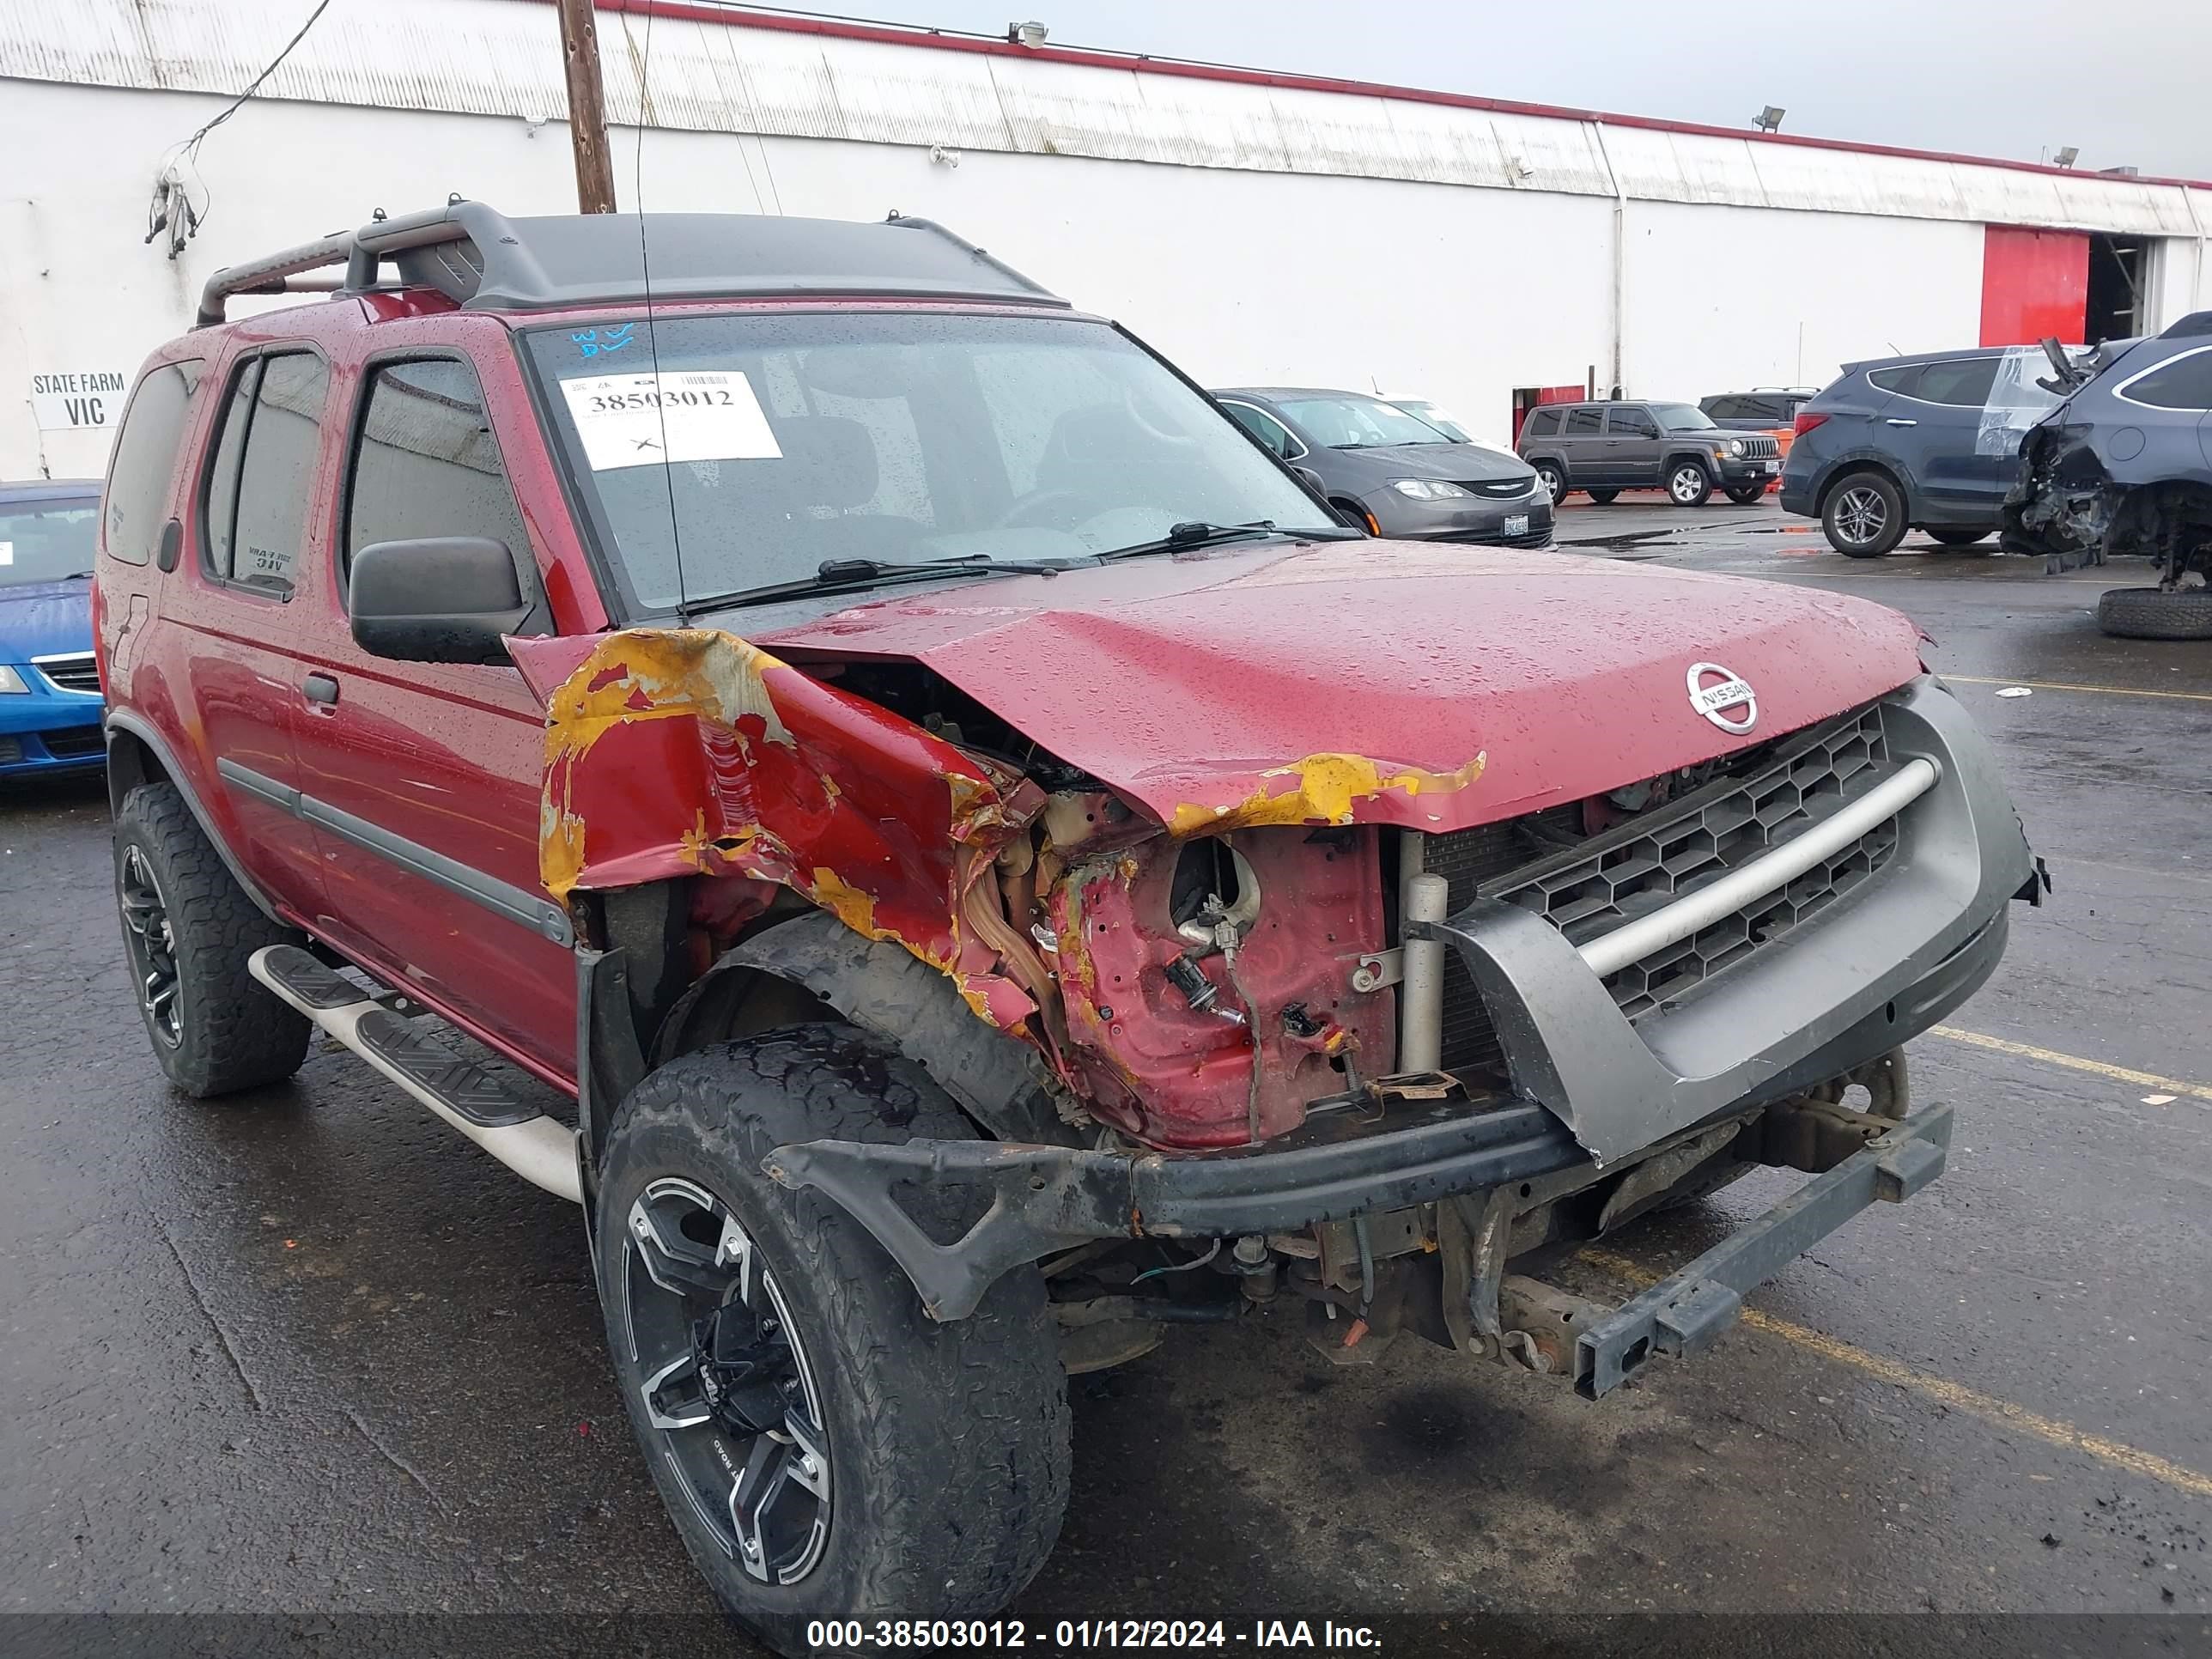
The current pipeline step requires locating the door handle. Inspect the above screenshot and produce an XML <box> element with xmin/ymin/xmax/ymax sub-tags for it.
<box><xmin>301</xmin><ymin>673</ymin><xmax>340</xmax><ymax>707</ymax></box>
<box><xmin>1884</xmin><ymin>417</ymin><xmax>1918</xmax><ymax>427</ymax></box>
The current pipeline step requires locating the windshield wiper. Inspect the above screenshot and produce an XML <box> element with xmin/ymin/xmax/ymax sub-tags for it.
<box><xmin>676</xmin><ymin>553</ymin><xmax>1081</xmax><ymax>617</ymax></box>
<box><xmin>1097</xmin><ymin>520</ymin><xmax>1282</xmax><ymax>562</ymax></box>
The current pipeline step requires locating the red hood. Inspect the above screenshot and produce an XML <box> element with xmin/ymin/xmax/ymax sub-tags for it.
<box><xmin>737</xmin><ymin>540</ymin><xmax>1924</xmax><ymax>835</ymax></box>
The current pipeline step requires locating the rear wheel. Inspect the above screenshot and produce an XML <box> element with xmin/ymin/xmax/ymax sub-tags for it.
<box><xmin>1724</xmin><ymin>483</ymin><xmax>1768</xmax><ymax>506</ymax></box>
<box><xmin>2096</xmin><ymin>586</ymin><xmax>2212</xmax><ymax>641</ymax></box>
<box><xmin>1928</xmin><ymin>526</ymin><xmax>1990</xmax><ymax>547</ymax></box>
<box><xmin>1667</xmin><ymin>461</ymin><xmax>1715</xmax><ymax>507</ymax></box>
<box><xmin>1532</xmin><ymin>461</ymin><xmax>1568</xmax><ymax>505</ymax></box>
<box><xmin>1821</xmin><ymin>471</ymin><xmax>1907</xmax><ymax>557</ymax></box>
<box><xmin>1584</xmin><ymin>488</ymin><xmax>1620</xmax><ymax>505</ymax></box>
<box><xmin>112</xmin><ymin>782</ymin><xmax>309</xmax><ymax>1097</ymax></box>
<box><xmin>597</xmin><ymin>1025</ymin><xmax>1069</xmax><ymax>1656</ymax></box>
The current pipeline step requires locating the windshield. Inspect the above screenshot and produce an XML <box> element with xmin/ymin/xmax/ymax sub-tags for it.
<box><xmin>1273</xmin><ymin>394</ymin><xmax>1452</xmax><ymax>449</ymax></box>
<box><xmin>1390</xmin><ymin>400</ymin><xmax>1470</xmax><ymax>442</ymax></box>
<box><xmin>0</xmin><ymin>500</ymin><xmax>99</xmax><ymax>589</ymax></box>
<box><xmin>525</xmin><ymin>312</ymin><xmax>1337</xmax><ymax>613</ymax></box>
<box><xmin>1650</xmin><ymin>403</ymin><xmax>1717</xmax><ymax>431</ymax></box>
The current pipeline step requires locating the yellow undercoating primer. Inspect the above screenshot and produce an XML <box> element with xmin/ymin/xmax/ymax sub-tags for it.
<box><xmin>1169</xmin><ymin>751</ymin><xmax>1486</xmax><ymax>836</ymax></box>
<box><xmin>805</xmin><ymin>866</ymin><xmax>896</xmax><ymax>945</ymax></box>
<box><xmin>544</xmin><ymin>629</ymin><xmax>794</xmax><ymax>766</ymax></box>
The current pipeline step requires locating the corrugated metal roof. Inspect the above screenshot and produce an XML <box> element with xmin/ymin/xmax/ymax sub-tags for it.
<box><xmin>3</xmin><ymin>0</ymin><xmax>2206</xmax><ymax>238</ymax></box>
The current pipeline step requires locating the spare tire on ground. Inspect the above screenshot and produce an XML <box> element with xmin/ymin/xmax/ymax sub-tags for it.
<box><xmin>2096</xmin><ymin>586</ymin><xmax>2212</xmax><ymax>641</ymax></box>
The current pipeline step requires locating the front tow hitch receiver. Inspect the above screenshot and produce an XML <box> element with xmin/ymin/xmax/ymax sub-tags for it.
<box><xmin>1571</xmin><ymin>1101</ymin><xmax>1954</xmax><ymax>1400</ymax></box>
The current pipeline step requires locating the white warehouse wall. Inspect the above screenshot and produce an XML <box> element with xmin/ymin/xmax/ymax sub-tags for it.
<box><xmin>1620</xmin><ymin>201</ymin><xmax>1988</xmax><ymax>398</ymax></box>
<box><xmin>0</xmin><ymin>82</ymin><xmax>1623</xmax><ymax>477</ymax></box>
<box><xmin>0</xmin><ymin>75</ymin><xmax>2191</xmax><ymax>480</ymax></box>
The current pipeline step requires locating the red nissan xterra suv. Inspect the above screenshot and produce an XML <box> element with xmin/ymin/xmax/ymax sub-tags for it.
<box><xmin>95</xmin><ymin>203</ymin><xmax>2042</xmax><ymax>1653</ymax></box>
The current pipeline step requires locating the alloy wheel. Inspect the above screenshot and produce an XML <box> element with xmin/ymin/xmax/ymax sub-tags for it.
<box><xmin>1833</xmin><ymin>484</ymin><xmax>1888</xmax><ymax>545</ymax></box>
<box><xmin>622</xmin><ymin>1176</ymin><xmax>831</xmax><ymax>1584</ymax></box>
<box><xmin>1670</xmin><ymin>465</ymin><xmax>1707</xmax><ymax>503</ymax></box>
<box><xmin>118</xmin><ymin>845</ymin><xmax>183</xmax><ymax>1048</ymax></box>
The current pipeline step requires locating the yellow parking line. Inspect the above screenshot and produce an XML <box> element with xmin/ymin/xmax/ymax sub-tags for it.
<box><xmin>1578</xmin><ymin>1248</ymin><xmax>2212</xmax><ymax>1499</ymax></box>
<box><xmin>1948</xmin><ymin>674</ymin><xmax>2212</xmax><ymax>704</ymax></box>
<box><xmin>1927</xmin><ymin>1024</ymin><xmax>2212</xmax><ymax>1104</ymax></box>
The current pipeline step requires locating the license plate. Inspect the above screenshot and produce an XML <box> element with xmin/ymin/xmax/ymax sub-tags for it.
<box><xmin>1504</xmin><ymin>514</ymin><xmax>1529</xmax><ymax>536</ymax></box>
<box><xmin>1759</xmin><ymin>463</ymin><xmax>1776</xmax><ymax>475</ymax></box>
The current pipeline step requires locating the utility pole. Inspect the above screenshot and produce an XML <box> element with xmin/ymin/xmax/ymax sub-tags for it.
<box><xmin>556</xmin><ymin>0</ymin><xmax>617</xmax><ymax>213</ymax></box>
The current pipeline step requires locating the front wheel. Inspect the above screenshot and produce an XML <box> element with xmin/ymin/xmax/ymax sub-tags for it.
<box><xmin>1667</xmin><ymin>461</ymin><xmax>1715</xmax><ymax>507</ymax></box>
<box><xmin>1821</xmin><ymin>471</ymin><xmax>1907</xmax><ymax>557</ymax></box>
<box><xmin>597</xmin><ymin>1025</ymin><xmax>1070</xmax><ymax>1656</ymax></box>
<box><xmin>1724</xmin><ymin>483</ymin><xmax>1768</xmax><ymax>506</ymax></box>
<box><xmin>1584</xmin><ymin>488</ymin><xmax>1620</xmax><ymax>505</ymax></box>
<box><xmin>1532</xmin><ymin>461</ymin><xmax>1568</xmax><ymax>505</ymax></box>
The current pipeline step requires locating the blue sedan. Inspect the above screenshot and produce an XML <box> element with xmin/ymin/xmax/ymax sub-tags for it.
<box><xmin>0</xmin><ymin>480</ymin><xmax>105</xmax><ymax>779</ymax></box>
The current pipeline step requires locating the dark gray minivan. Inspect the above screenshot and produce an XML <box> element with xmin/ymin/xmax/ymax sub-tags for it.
<box><xmin>1779</xmin><ymin>347</ymin><xmax>2078</xmax><ymax>557</ymax></box>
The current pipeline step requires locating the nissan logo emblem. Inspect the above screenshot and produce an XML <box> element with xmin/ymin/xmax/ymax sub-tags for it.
<box><xmin>1686</xmin><ymin>662</ymin><xmax>1758</xmax><ymax>734</ymax></box>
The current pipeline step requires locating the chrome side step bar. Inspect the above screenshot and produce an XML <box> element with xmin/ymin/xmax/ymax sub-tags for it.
<box><xmin>1577</xmin><ymin>757</ymin><xmax>1942</xmax><ymax>979</ymax></box>
<box><xmin>248</xmin><ymin>945</ymin><xmax>582</xmax><ymax>1204</ymax></box>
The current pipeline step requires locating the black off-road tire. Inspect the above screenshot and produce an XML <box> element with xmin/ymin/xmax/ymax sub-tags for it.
<box><xmin>2096</xmin><ymin>586</ymin><xmax>2212</xmax><ymax>641</ymax></box>
<box><xmin>596</xmin><ymin>1025</ymin><xmax>1071</xmax><ymax>1657</ymax></box>
<box><xmin>112</xmin><ymin>782</ymin><xmax>310</xmax><ymax>1097</ymax></box>
<box><xmin>1724</xmin><ymin>483</ymin><xmax>1768</xmax><ymax>506</ymax></box>
<box><xmin>1821</xmin><ymin>469</ymin><xmax>1907</xmax><ymax>557</ymax></box>
<box><xmin>1584</xmin><ymin>488</ymin><xmax>1620</xmax><ymax>505</ymax></box>
<box><xmin>1927</xmin><ymin>526</ymin><xmax>1990</xmax><ymax>547</ymax></box>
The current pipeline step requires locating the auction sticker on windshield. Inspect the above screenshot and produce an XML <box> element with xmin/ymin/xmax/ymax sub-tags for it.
<box><xmin>559</xmin><ymin>369</ymin><xmax>782</xmax><ymax>470</ymax></box>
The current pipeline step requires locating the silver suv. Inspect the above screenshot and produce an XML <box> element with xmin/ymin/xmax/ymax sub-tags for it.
<box><xmin>1517</xmin><ymin>399</ymin><xmax>1782</xmax><ymax>507</ymax></box>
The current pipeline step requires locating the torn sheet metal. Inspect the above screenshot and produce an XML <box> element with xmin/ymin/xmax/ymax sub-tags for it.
<box><xmin>531</xmin><ymin>628</ymin><xmax>1045</xmax><ymax>1026</ymax></box>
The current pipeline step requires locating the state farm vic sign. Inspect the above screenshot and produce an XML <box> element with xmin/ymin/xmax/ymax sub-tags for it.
<box><xmin>30</xmin><ymin>369</ymin><xmax>129</xmax><ymax>432</ymax></box>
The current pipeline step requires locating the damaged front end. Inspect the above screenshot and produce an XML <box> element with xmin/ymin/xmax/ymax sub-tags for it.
<box><xmin>528</xmin><ymin>623</ymin><xmax>2035</xmax><ymax>1395</ymax></box>
<box><xmin>2004</xmin><ymin>422</ymin><xmax>2122</xmax><ymax>569</ymax></box>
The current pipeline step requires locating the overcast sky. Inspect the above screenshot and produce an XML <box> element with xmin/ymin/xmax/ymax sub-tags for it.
<box><xmin>785</xmin><ymin>0</ymin><xmax>2209</xmax><ymax>179</ymax></box>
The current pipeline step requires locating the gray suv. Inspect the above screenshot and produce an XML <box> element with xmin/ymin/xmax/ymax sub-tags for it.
<box><xmin>1516</xmin><ymin>400</ymin><xmax>1780</xmax><ymax>507</ymax></box>
<box><xmin>1778</xmin><ymin>346</ymin><xmax>2081</xmax><ymax>557</ymax></box>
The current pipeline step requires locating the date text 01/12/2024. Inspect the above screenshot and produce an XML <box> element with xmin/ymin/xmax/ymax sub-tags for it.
<box><xmin>804</xmin><ymin>1620</ymin><xmax>1383</xmax><ymax>1651</ymax></box>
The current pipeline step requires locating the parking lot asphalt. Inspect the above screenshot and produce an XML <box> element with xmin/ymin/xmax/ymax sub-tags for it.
<box><xmin>3</xmin><ymin>497</ymin><xmax>2209</xmax><ymax>1656</ymax></box>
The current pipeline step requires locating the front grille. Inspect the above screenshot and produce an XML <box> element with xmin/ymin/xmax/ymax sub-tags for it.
<box><xmin>1431</xmin><ymin>525</ymin><xmax>1554</xmax><ymax>550</ymax></box>
<box><xmin>1419</xmin><ymin>703</ymin><xmax>1901</xmax><ymax>1073</ymax></box>
<box><xmin>34</xmin><ymin>653</ymin><xmax>100</xmax><ymax>694</ymax></box>
<box><xmin>1464</xmin><ymin>478</ymin><xmax>1535</xmax><ymax>499</ymax></box>
<box><xmin>1739</xmin><ymin>435</ymin><xmax>1781</xmax><ymax>459</ymax></box>
<box><xmin>40</xmin><ymin>727</ymin><xmax>104</xmax><ymax>759</ymax></box>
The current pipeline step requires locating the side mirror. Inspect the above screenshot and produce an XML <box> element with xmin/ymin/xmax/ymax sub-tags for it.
<box><xmin>349</xmin><ymin>538</ymin><xmax>530</xmax><ymax>665</ymax></box>
<box><xmin>1294</xmin><ymin>465</ymin><xmax>1328</xmax><ymax>494</ymax></box>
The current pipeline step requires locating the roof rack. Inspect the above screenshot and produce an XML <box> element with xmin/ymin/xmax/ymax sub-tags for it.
<box><xmin>195</xmin><ymin>201</ymin><xmax>1068</xmax><ymax>327</ymax></box>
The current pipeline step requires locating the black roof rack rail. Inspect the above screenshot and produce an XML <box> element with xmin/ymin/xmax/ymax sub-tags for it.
<box><xmin>197</xmin><ymin>201</ymin><xmax>1067</xmax><ymax>328</ymax></box>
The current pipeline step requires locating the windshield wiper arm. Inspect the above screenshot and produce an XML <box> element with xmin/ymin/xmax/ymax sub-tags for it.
<box><xmin>1098</xmin><ymin>519</ymin><xmax>1357</xmax><ymax>562</ymax></box>
<box><xmin>676</xmin><ymin>553</ymin><xmax>1081</xmax><ymax>617</ymax></box>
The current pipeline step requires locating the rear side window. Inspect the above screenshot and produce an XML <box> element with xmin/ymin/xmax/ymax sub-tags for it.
<box><xmin>2117</xmin><ymin>346</ymin><xmax>2212</xmax><ymax>411</ymax></box>
<box><xmin>1606</xmin><ymin>406</ymin><xmax>1657</xmax><ymax>436</ymax></box>
<box><xmin>1866</xmin><ymin>365</ymin><xmax>1923</xmax><ymax>396</ymax></box>
<box><xmin>202</xmin><ymin>351</ymin><xmax>330</xmax><ymax>598</ymax></box>
<box><xmin>1221</xmin><ymin>401</ymin><xmax>1298</xmax><ymax>459</ymax></box>
<box><xmin>1912</xmin><ymin>358</ymin><xmax>1999</xmax><ymax>407</ymax></box>
<box><xmin>1522</xmin><ymin>407</ymin><xmax>1562</xmax><ymax>438</ymax></box>
<box><xmin>102</xmin><ymin>360</ymin><xmax>203</xmax><ymax>566</ymax></box>
<box><xmin>1703</xmin><ymin>396</ymin><xmax>1747</xmax><ymax>421</ymax></box>
<box><xmin>1565</xmin><ymin>407</ymin><xmax>1602</xmax><ymax>435</ymax></box>
<box><xmin>345</xmin><ymin>358</ymin><xmax>532</xmax><ymax>581</ymax></box>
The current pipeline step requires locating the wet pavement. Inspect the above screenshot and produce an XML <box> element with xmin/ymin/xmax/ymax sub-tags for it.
<box><xmin>4</xmin><ymin>497</ymin><xmax>2210</xmax><ymax>1656</ymax></box>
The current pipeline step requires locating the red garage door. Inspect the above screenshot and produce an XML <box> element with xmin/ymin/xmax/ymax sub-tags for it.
<box><xmin>1980</xmin><ymin>226</ymin><xmax>2088</xmax><ymax>346</ymax></box>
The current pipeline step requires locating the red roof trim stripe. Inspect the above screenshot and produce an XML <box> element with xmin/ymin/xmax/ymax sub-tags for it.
<box><xmin>559</xmin><ymin>0</ymin><xmax>2212</xmax><ymax>196</ymax></box>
